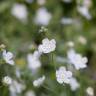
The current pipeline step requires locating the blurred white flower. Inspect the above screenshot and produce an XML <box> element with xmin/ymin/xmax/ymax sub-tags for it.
<box><xmin>37</xmin><ymin>0</ymin><xmax>46</xmax><ymax>5</ymax></box>
<box><xmin>2</xmin><ymin>76</ymin><xmax>12</xmax><ymax>85</ymax></box>
<box><xmin>78</xmin><ymin>36</ymin><xmax>87</xmax><ymax>45</ymax></box>
<box><xmin>9</xmin><ymin>80</ymin><xmax>26</xmax><ymax>94</ymax></box>
<box><xmin>56</xmin><ymin>66</ymin><xmax>72</xmax><ymax>84</ymax></box>
<box><xmin>38</xmin><ymin>38</ymin><xmax>56</xmax><ymax>53</ymax></box>
<box><xmin>86</xmin><ymin>87</ymin><xmax>94</xmax><ymax>96</ymax></box>
<box><xmin>67</xmin><ymin>49</ymin><xmax>88</xmax><ymax>70</ymax></box>
<box><xmin>34</xmin><ymin>8</ymin><xmax>52</xmax><ymax>25</ymax></box>
<box><xmin>69</xmin><ymin>77</ymin><xmax>80</xmax><ymax>91</ymax></box>
<box><xmin>83</xmin><ymin>0</ymin><xmax>92</xmax><ymax>8</ymax></box>
<box><xmin>33</xmin><ymin>75</ymin><xmax>45</xmax><ymax>87</ymax></box>
<box><xmin>25</xmin><ymin>90</ymin><xmax>36</xmax><ymax>96</ymax></box>
<box><xmin>77</xmin><ymin>6</ymin><xmax>92</xmax><ymax>20</ymax></box>
<box><xmin>27</xmin><ymin>51</ymin><xmax>41</xmax><ymax>70</ymax></box>
<box><xmin>3</xmin><ymin>50</ymin><xmax>14</xmax><ymax>65</ymax></box>
<box><xmin>67</xmin><ymin>41</ymin><xmax>74</xmax><ymax>47</ymax></box>
<box><xmin>61</xmin><ymin>18</ymin><xmax>75</xmax><ymax>25</ymax></box>
<box><xmin>11</xmin><ymin>4</ymin><xmax>28</xmax><ymax>21</ymax></box>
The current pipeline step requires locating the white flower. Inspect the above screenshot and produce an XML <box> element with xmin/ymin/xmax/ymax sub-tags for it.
<box><xmin>27</xmin><ymin>51</ymin><xmax>41</xmax><ymax>70</ymax></box>
<box><xmin>86</xmin><ymin>87</ymin><xmax>94</xmax><ymax>96</ymax></box>
<box><xmin>9</xmin><ymin>80</ymin><xmax>26</xmax><ymax>94</ymax></box>
<box><xmin>11</xmin><ymin>4</ymin><xmax>28</xmax><ymax>21</ymax></box>
<box><xmin>33</xmin><ymin>75</ymin><xmax>45</xmax><ymax>87</ymax></box>
<box><xmin>2</xmin><ymin>76</ymin><xmax>12</xmax><ymax>85</ymax></box>
<box><xmin>25</xmin><ymin>90</ymin><xmax>36</xmax><ymax>96</ymax></box>
<box><xmin>77</xmin><ymin>6</ymin><xmax>92</xmax><ymax>20</ymax></box>
<box><xmin>34</xmin><ymin>8</ymin><xmax>52</xmax><ymax>25</ymax></box>
<box><xmin>3</xmin><ymin>50</ymin><xmax>14</xmax><ymax>65</ymax></box>
<box><xmin>67</xmin><ymin>49</ymin><xmax>88</xmax><ymax>70</ymax></box>
<box><xmin>56</xmin><ymin>66</ymin><xmax>72</xmax><ymax>84</ymax></box>
<box><xmin>38</xmin><ymin>38</ymin><xmax>56</xmax><ymax>53</ymax></box>
<box><xmin>69</xmin><ymin>77</ymin><xmax>80</xmax><ymax>91</ymax></box>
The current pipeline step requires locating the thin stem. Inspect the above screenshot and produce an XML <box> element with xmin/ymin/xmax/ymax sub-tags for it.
<box><xmin>51</xmin><ymin>53</ymin><xmax>56</xmax><ymax>71</ymax></box>
<box><xmin>42</xmin><ymin>85</ymin><xmax>58</xmax><ymax>95</ymax></box>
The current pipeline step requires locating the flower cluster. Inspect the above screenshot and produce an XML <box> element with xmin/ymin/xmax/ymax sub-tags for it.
<box><xmin>56</xmin><ymin>48</ymin><xmax>88</xmax><ymax>91</ymax></box>
<box><xmin>38</xmin><ymin>38</ymin><xmax>56</xmax><ymax>53</ymax></box>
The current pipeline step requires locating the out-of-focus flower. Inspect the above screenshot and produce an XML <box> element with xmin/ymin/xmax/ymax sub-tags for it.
<box><xmin>84</xmin><ymin>0</ymin><xmax>92</xmax><ymax>8</ymax></box>
<box><xmin>11</xmin><ymin>4</ymin><xmax>28</xmax><ymax>21</ymax></box>
<box><xmin>56</xmin><ymin>66</ymin><xmax>72</xmax><ymax>84</ymax></box>
<box><xmin>25</xmin><ymin>90</ymin><xmax>36</xmax><ymax>96</ymax></box>
<box><xmin>61</xmin><ymin>18</ymin><xmax>75</xmax><ymax>25</ymax></box>
<box><xmin>86</xmin><ymin>87</ymin><xmax>94</xmax><ymax>96</ymax></box>
<box><xmin>67</xmin><ymin>41</ymin><xmax>74</xmax><ymax>47</ymax></box>
<box><xmin>67</xmin><ymin>49</ymin><xmax>88</xmax><ymax>70</ymax></box>
<box><xmin>77</xmin><ymin>0</ymin><xmax>92</xmax><ymax>8</ymax></box>
<box><xmin>69</xmin><ymin>77</ymin><xmax>80</xmax><ymax>91</ymax></box>
<box><xmin>38</xmin><ymin>38</ymin><xmax>56</xmax><ymax>53</ymax></box>
<box><xmin>77</xmin><ymin>6</ymin><xmax>91</xmax><ymax>20</ymax></box>
<box><xmin>0</xmin><ymin>44</ymin><xmax>6</xmax><ymax>50</ymax></box>
<box><xmin>9</xmin><ymin>80</ymin><xmax>26</xmax><ymax>94</ymax></box>
<box><xmin>27</xmin><ymin>51</ymin><xmax>41</xmax><ymax>70</ymax></box>
<box><xmin>34</xmin><ymin>8</ymin><xmax>52</xmax><ymax>25</ymax></box>
<box><xmin>37</xmin><ymin>0</ymin><xmax>46</xmax><ymax>5</ymax></box>
<box><xmin>3</xmin><ymin>50</ymin><xmax>14</xmax><ymax>65</ymax></box>
<box><xmin>2</xmin><ymin>76</ymin><xmax>12</xmax><ymax>85</ymax></box>
<box><xmin>33</xmin><ymin>75</ymin><xmax>45</xmax><ymax>87</ymax></box>
<box><xmin>78</xmin><ymin>36</ymin><xmax>87</xmax><ymax>45</ymax></box>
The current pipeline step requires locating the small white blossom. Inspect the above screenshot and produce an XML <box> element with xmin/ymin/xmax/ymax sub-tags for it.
<box><xmin>25</xmin><ymin>90</ymin><xmax>36</xmax><ymax>96</ymax></box>
<box><xmin>27</xmin><ymin>51</ymin><xmax>41</xmax><ymax>70</ymax></box>
<box><xmin>67</xmin><ymin>49</ymin><xmax>88</xmax><ymax>70</ymax></box>
<box><xmin>69</xmin><ymin>77</ymin><xmax>80</xmax><ymax>91</ymax></box>
<box><xmin>77</xmin><ymin>6</ymin><xmax>92</xmax><ymax>20</ymax></box>
<box><xmin>2</xmin><ymin>76</ymin><xmax>12</xmax><ymax>85</ymax></box>
<box><xmin>38</xmin><ymin>38</ymin><xmax>56</xmax><ymax>53</ymax></box>
<box><xmin>9</xmin><ymin>80</ymin><xmax>26</xmax><ymax>94</ymax></box>
<box><xmin>33</xmin><ymin>76</ymin><xmax>45</xmax><ymax>87</ymax></box>
<box><xmin>34</xmin><ymin>8</ymin><xmax>52</xmax><ymax>25</ymax></box>
<box><xmin>11</xmin><ymin>4</ymin><xmax>28</xmax><ymax>21</ymax></box>
<box><xmin>3</xmin><ymin>50</ymin><xmax>14</xmax><ymax>65</ymax></box>
<box><xmin>56</xmin><ymin>66</ymin><xmax>72</xmax><ymax>84</ymax></box>
<box><xmin>86</xmin><ymin>87</ymin><xmax>94</xmax><ymax>96</ymax></box>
